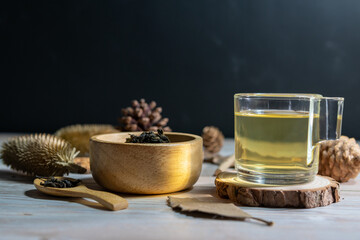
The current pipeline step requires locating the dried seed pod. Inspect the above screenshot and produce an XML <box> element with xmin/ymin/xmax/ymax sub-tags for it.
<box><xmin>1</xmin><ymin>134</ymin><xmax>86</xmax><ymax>176</ymax></box>
<box><xmin>55</xmin><ymin>124</ymin><xmax>119</xmax><ymax>156</ymax></box>
<box><xmin>319</xmin><ymin>136</ymin><xmax>360</xmax><ymax>182</ymax></box>
<box><xmin>202</xmin><ymin>126</ymin><xmax>224</xmax><ymax>154</ymax></box>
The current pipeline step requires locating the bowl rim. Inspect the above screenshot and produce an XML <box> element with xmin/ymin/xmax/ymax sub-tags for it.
<box><xmin>90</xmin><ymin>131</ymin><xmax>202</xmax><ymax>146</ymax></box>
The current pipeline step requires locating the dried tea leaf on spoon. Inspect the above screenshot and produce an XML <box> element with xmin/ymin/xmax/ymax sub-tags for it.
<box><xmin>167</xmin><ymin>197</ymin><xmax>273</xmax><ymax>226</ymax></box>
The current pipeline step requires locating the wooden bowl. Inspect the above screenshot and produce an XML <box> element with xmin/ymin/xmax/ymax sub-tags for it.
<box><xmin>90</xmin><ymin>132</ymin><xmax>203</xmax><ymax>194</ymax></box>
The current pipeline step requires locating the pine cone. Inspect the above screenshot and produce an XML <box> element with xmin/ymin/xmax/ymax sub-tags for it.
<box><xmin>319</xmin><ymin>136</ymin><xmax>360</xmax><ymax>182</ymax></box>
<box><xmin>119</xmin><ymin>99</ymin><xmax>171</xmax><ymax>132</ymax></box>
<box><xmin>202</xmin><ymin>126</ymin><xmax>224</xmax><ymax>154</ymax></box>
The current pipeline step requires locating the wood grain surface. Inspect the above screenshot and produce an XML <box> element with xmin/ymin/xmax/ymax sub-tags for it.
<box><xmin>216</xmin><ymin>173</ymin><xmax>340</xmax><ymax>208</ymax></box>
<box><xmin>1</xmin><ymin>134</ymin><xmax>360</xmax><ymax>240</ymax></box>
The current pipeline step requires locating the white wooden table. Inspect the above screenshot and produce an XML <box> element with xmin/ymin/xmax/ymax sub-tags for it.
<box><xmin>1</xmin><ymin>134</ymin><xmax>360</xmax><ymax>240</ymax></box>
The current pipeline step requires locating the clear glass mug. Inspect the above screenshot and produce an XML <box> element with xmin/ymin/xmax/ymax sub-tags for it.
<box><xmin>234</xmin><ymin>93</ymin><xmax>344</xmax><ymax>185</ymax></box>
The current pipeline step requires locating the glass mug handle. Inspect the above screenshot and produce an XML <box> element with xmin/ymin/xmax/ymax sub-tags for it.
<box><xmin>319</xmin><ymin>97</ymin><xmax>344</xmax><ymax>141</ymax></box>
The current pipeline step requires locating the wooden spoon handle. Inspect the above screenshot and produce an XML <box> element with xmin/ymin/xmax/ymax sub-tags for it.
<box><xmin>78</xmin><ymin>188</ymin><xmax>128</xmax><ymax>211</ymax></box>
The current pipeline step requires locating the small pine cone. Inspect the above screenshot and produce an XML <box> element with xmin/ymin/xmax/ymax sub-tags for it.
<box><xmin>202</xmin><ymin>126</ymin><xmax>224</xmax><ymax>154</ymax></box>
<box><xmin>319</xmin><ymin>136</ymin><xmax>360</xmax><ymax>182</ymax></box>
<box><xmin>119</xmin><ymin>99</ymin><xmax>172</xmax><ymax>132</ymax></box>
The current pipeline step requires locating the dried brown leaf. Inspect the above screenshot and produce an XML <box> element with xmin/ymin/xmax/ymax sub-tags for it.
<box><xmin>167</xmin><ymin>196</ymin><xmax>273</xmax><ymax>226</ymax></box>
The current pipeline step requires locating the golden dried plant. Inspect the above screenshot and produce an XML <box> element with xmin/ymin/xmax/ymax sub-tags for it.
<box><xmin>1</xmin><ymin>134</ymin><xmax>86</xmax><ymax>176</ymax></box>
<box><xmin>55</xmin><ymin>124</ymin><xmax>119</xmax><ymax>156</ymax></box>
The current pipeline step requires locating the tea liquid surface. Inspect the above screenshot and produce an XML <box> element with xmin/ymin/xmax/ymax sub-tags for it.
<box><xmin>235</xmin><ymin>110</ymin><xmax>319</xmax><ymax>179</ymax></box>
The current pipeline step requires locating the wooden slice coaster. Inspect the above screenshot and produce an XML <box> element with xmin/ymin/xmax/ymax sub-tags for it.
<box><xmin>215</xmin><ymin>172</ymin><xmax>340</xmax><ymax>208</ymax></box>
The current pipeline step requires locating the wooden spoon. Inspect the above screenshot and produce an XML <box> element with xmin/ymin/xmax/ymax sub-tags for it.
<box><xmin>34</xmin><ymin>177</ymin><xmax>128</xmax><ymax>211</ymax></box>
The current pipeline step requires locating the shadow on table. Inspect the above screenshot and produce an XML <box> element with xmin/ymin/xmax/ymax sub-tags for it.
<box><xmin>23</xmin><ymin>177</ymin><xmax>112</xmax><ymax>211</ymax></box>
<box><xmin>22</xmin><ymin>176</ymin><xmax>202</xmax><ymax>211</ymax></box>
<box><xmin>171</xmin><ymin>207</ymin><xmax>270</xmax><ymax>226</ymax></box>
<box><xmin>172</xmin><ymin>206</ymin><xmax>235</xmax><ymax>219</ymax></box>
<box><xmin>24</xmin><ymin>189</ymin><xmax>109</xmax><ymax>211</ymax></box>
<box><xmin>21</xmin><ymin>175</ymin><xmax>219</xmax><ymax>211</ymax></box>
<box><xmin>0</xmin><ymin>169</ymin><xmax>34</xmax><ymax>184</ymax></box>
<box><xmin>79</xmin><ymin>177</ymin><xmax>218</xmax><ymax>199</ymax></box>
<box><xmin>169</xmin><ymin>196</ymin><xmax>273</xmax><ymax>226</ymax></box>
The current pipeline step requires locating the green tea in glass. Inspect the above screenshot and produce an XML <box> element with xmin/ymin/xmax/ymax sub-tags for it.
<box><xmin>234</xmin><ymin>93</ymin><xmax>344</xmax><ymax>185</ymax></box>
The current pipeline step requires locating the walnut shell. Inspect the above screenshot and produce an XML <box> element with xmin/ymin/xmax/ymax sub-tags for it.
<box><xmin>319</xmin><ymin>136</ymin><xmax>360</xmax><ymax>182</ymax></box>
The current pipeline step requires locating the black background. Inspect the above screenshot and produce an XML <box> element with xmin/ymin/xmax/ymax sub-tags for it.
<box><xmin>1</xmin><ymin>0</ymin><xmax>360</xmax><ymax>137</ymax></box>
